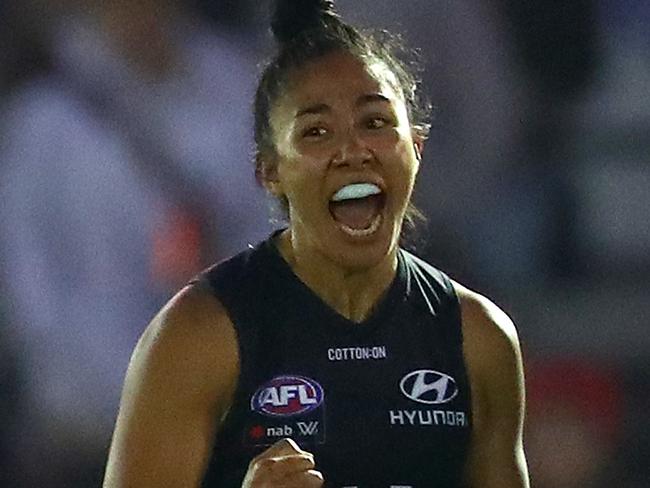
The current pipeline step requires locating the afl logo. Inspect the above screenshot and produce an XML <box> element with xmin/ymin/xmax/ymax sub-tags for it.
<box><xmin>400</xmin><ymin>369</ymin><xmax>458</xmax><ymax>405</ymax></box>
<box><xmin>251</xmin><ymin>375</ymin><xmax>324</xmax><ymax>417</ymax></box>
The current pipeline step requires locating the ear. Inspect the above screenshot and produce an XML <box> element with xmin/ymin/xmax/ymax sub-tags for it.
<box><xmin>255</xmin><ymin>152</ymin><xmax>283</xmax><ymax>197</ymax></box>
<box><xmin>411</xmin><ymin>132</ymin><xmax>425</xmax><ymax>162</ymax></box>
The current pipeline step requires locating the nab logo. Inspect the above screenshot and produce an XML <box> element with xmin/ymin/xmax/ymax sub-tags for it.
<box><xmin>251</xmin><ymin>375</ymin><xmax>324</xmax><ymax>417</ymax></box>
<box><xmin>400</xmin><ymin>369</ymin><xmax>458</xmax><ymax>404</ymax></box>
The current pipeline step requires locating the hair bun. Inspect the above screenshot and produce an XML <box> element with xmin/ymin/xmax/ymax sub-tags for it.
<box><xmin>271</xmin><ymin>0</ymin><xmax>339</xmax><ymax>45</ymax></box>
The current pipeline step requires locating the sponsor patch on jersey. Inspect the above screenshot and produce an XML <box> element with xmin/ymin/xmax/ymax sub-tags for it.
<box><xmin>389</xmin><ymin>369</ymin><xmax>469</xmax><ymax>429</ymax></box>
<box><xmin>245</xmin><ymin>375</ymin><xmax>326</xmax><ymax>446</ymax></box>
<box><xmin>250</xmin><ymin>375</ymin><xmax>324</xmax><ymax>416</ymax></box>
<box><xmin>399</xmin><ymin>369</ymin><xmax>458</xmax><ymax>404</ymax></box>
<box><xmin>327</xmin><ymin>345</ymin><xmax>388</xmax><ymax>361</ymax></box>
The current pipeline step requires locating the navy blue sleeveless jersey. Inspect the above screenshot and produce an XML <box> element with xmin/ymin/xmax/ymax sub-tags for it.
<box><xmin>198</xmin><ymin>234</ymin><xmax>472</xmax><ymax>488</ymax></box>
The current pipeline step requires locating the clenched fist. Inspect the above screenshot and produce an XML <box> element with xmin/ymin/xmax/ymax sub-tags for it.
<box><xmin>242</xmin><ymin>438</ymin><xmax>324</xmax><ymax>488</ymax></box>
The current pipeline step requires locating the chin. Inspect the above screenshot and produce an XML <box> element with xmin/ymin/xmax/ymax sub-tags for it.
<box><xmin>321</xmin><ymin>217</ymin><xmax>400</xmax><ymax>272</ymax></box>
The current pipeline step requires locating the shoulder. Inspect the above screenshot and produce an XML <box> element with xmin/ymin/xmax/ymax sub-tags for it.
<box><xmin>452</xmin><ymin>285</ymin><xmax>530</xmax><ymax>485</ymax></box>
<box><xmin>137</xmin><ymin>280</ymin><xmax>238</xmax><ymax>367</ymax></box>
<box><xmin>452</xmin><ymin>280</ymin><xmax>525</xmax><ymax>430</ymax></box>
<box><xmin>144</xmin><ymin>280</ymin><xmax>234</xmax><ymax>340</ymax></box>
<box><xmin>452</xmin><ymin>280</ymin><xmax>521</xmax><ymax>363</ymax></box>
<box><xmin>128</xmin><ymin>281</ymin><xmax>239</xmax><ymax>415</ymax></box>
<box><xmin>105</xmin><ymin>282</ymin><xmax>240</xmax><ymax>486</ymax></box>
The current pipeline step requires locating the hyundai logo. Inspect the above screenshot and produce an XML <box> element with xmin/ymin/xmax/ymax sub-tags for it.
<box><xmin>399</xmin><ymin>369</ymin><xmax>458</xmax><ymax>404</ymax></box>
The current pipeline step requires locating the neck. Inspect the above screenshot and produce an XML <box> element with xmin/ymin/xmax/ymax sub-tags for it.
<box><xmin>276</xmin><ymin>229</ymin><xmax>399</xmax><ymax>323</ymax></box>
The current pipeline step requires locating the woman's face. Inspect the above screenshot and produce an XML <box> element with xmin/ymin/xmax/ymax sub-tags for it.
<box><xmin>266</xmin><ymin>51</ymin><xmax>423</xmax><ymax>270</ymax></box>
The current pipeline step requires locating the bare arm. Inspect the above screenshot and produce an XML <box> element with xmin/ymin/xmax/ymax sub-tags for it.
<box><xmin>456</xmin><ymin>282</ymin><xmax>530</xmax><ymax>488</ymax></box>
<box><xmin>103</xmin><ymin>283</ymin><xmax>239</xmax><ymax>488</ymax></box>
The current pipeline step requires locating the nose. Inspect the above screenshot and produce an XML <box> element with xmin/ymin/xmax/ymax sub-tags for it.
<box><xmin>331</xmin><ymin>130</ymin><xmax>372</xmax><ymax>169</ymax></box>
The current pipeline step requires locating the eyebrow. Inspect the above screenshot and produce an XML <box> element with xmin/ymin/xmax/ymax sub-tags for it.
<box><xmin>295</xmin><ymin>94</ymin><xmax>391</xmax><ymax>119</ymax></box>
<box><xmin>296</xmin><ymin>103</ymin><xmax>330</xmax><ymax>118</ymax></box>
<box><xmin>356</xmin><ymin>93</ymin><xmax>391</xmax><ymax>106</ymax></box>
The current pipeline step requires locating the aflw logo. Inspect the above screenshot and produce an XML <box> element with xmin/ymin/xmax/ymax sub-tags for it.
<box><xmin>297</xmin><ymin>421</ymin><xmax>319</xmax><ymax>436</ymax></box>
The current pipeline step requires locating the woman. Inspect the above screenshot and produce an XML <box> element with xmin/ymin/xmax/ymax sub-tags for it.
<box><xmin>103</xmin><ymin>1</ymin><xmax>529</xmax><ymax>487</ymax></box>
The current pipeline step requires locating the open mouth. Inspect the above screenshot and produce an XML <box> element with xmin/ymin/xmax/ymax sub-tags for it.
<box><xmin>328</xmin><ymin>183</ymin><xmax>386</xmax><ymax>237</ymax></box>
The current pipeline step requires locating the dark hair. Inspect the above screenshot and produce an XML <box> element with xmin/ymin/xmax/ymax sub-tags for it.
<box><xmin>254</xmin><ymin>0</ymin><xmax>430</xmax><ymax>234</ymax></box>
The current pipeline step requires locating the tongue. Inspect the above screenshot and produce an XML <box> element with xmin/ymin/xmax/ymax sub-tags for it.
<box><xmin>329</xmin><ymin>195</ymin><xmax>382</xmax><ymax>230</ymax></box>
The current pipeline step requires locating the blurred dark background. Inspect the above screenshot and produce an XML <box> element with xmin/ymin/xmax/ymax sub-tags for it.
<box><xmin>1</xmin><ymin>0</ymin><xmax>648</xmax><ymax>486</ymax></box>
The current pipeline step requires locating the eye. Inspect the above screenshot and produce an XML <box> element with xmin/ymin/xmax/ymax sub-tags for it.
<box><xmin>302</xmin><ymin>126</ymin><xmax>328</xmax><ymax>138</ymax></box>
<box><xmin>365</xmin><ymin>116</ymin><xmax>391</xmax><ymax>130</ymax></box>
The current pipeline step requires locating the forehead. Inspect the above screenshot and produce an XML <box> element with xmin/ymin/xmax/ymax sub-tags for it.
<box><xmin>279</xmin><ymin>51</ymin><xmax>402</xmax><ymax>110</ymax></box>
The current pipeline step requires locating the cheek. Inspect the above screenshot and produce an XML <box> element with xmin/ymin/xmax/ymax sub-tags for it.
<box><xmin>372</xmin><ymin>126</ymin><xmax>413</xmax><ymax>155</ymax></box>
<box><xmin>383</xmin><ymin>137</ymin><xmax>419</xmax><ymax>181</ymax></box>
<box><xmin>277</xmin><ymin>159</ymin><xmax>324</xmax><ymax>206</ymax></box>
<box><xmin>293</xmin><ymin>137</ymin><xmax>338</xmax><ymax>165</ymax></box>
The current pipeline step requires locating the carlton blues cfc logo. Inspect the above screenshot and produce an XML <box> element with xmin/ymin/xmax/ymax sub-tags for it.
<box><xmin>246</xmin><ymin>375</ymin><xmax>326</xmax><ymax>446</ymax></box>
